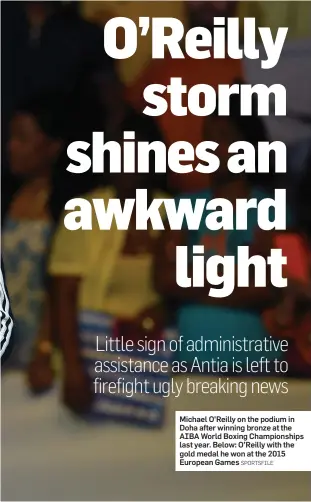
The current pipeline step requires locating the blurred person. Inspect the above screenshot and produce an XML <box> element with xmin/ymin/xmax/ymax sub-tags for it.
<box><xmin>1</xmin><ymin>0</ymin><xmax>124</xmax><ymax>218</ymax></box>
<box><xmin>2</xmin><ymin>91</ymin><xmax>100</xmax><ymax>376</ymax></box>
<box><xmin>2</xmin><ymin>94</ymin><xmax>66</xmax><ymax>372</ymax></box>
<box><xmin>154</xmin><ymin>96</ymin><xmax>291</xmax><ymax>371</ymax></box>
<box><xmin>48</xmin><ymin>109</ymin><xmax>171</xmax><ymax>416</ymax></box>
<box><xmin>286</xmin><ymin>153</ymin><xmax>311</xmax><ymax>376</ymax></box>
<box><xmin>262</xmin><ymin>151</ymin><xmax>311</xmax><ymax>377</ymax></box>
<box><xmin>127</xmin><ymin>0</ymin><xmax>243</xmax><ymax>193</ymax></box>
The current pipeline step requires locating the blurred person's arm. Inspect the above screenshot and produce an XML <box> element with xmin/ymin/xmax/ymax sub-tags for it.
<box><xmin>48</xmin><ymin>221</ymin><xmax>84</xmax><ymax>366</ymax></box>
<box><xmin>51</xmin><ymin>275</ymin><xmax>81</xmax><ymax>367</ymax></box>
<box><xmin>49</xmin><ymin>221</ymin><xmax>92</xmax><ymax>413</ymax></box>
<box><xmin>154</xmin><ymin>227</ymin><xmax>279</xmax><ymax>310</ymax></box>
<box><xmin>26</xmin><ymin>291</ymin><xmax>55</xmax><ymax>393</ymax></box>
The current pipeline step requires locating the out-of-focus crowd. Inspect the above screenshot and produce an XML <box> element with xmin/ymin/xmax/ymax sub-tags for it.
<box><xmin>1</xmin><ymin>1</ymin><xmax>311</xmax><ymax>420</ymax></box>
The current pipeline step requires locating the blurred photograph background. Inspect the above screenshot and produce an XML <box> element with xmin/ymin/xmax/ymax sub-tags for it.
<box><xmin>1</xmin><ymin>1</ymin><xmax>311</xmax><ymax>501</ymax></box>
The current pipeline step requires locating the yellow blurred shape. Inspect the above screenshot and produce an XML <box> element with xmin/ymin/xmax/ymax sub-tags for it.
<box><xmin>238</xmin><ymin>1</ymin><xmax>311</xmax><ymax>40</ymax></box>
<box><xmin>81</xmin><ymin>1</ymin><xmax>187</xmax><ymax>85</ymax></box>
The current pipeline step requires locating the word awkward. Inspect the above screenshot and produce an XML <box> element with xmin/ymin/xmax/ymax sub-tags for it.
<box><xmin>64</xmin><ymin>189</ymin><xmax>287</xmax><ymax>232</ymax></box>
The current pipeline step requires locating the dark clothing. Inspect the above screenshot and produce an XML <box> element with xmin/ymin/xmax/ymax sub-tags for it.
<box><xmin>2</xmin><ymin>2</ymin><xmax>113</xmax><ymax>140</ymax></box>
<box><xmin>1</xmin><ymin>2</ymin><xmax>116</xmax><ymax>217</ymax></box>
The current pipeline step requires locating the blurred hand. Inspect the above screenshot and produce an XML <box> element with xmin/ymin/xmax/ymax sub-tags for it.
<box><xmin>287</xmin><ymin>278</ymin><xmax>311</xmax><ymax>298</ymax></box>
<box><xmin>132</xmin><ymin>304</ymin><xmax>167</xmax><ymax>340</ymax></box>
<box><xmin>282</xmin><ymin>279</ymin><xmax>311</xmax><ymax>322</ymax></box>
<box><xmin>27</xmin><ymin>352</ymin><xmax>54</xmax><ymax>395</ymax></box>
<box><xmin>63</xmin><ymin>361</ymin><xmax>93</xmax><ymax>415</ymax></box>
